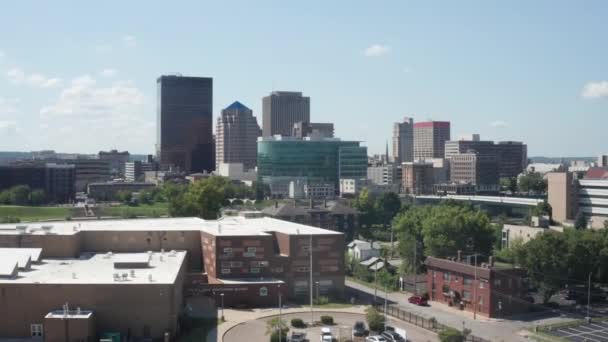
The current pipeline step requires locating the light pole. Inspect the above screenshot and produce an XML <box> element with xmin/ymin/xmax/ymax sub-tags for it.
<box><xmin>309</xmin><ymin>234</ymin><xmax>314</xmax><ymax>325</ymax></box>
<box><xmin>315</xmin><ymin>281</ymin><xmax>320</xmax><ymax>303</ymax></box>
<box><xmin>373</xmin><ymin>264</ymin><xmax>378</xmax><ymax>304</ymax></box>
<box><xmin>473</xmin><ymin>253</ymin><xmax>478</xmax><ymax>320</ymax></box>
<box><xmin>220</xmin><ymin>293</ymin><xmax>225</xmax><ymax>321</ymax></box>
<box><xmin>587</xmin><ymin>272</ymin><xmax>592</xmax><ymax>320</ymax></box>
<box><xmin>384</xmin><ymin>283</ymin><xmax>388</xmax><ymax>315</ymax></box>
<box><xmin>278</xmin><ymin>284</ymin><xmax>282</xmax><ymax>342</ymax></box>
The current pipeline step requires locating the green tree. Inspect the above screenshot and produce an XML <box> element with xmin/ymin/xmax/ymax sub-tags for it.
<box><xmin>365</xmin><ymin>307</ymin><xmax>385</xmax><ymax>332</ymax></box>
<box><xmin>520</xmin><ymin>232</ymin><xmax>568</xmax><ymax>303</ymax></box>
<box><xmin>168</xmin><ymin>177</ymin><xmax>233</xmax><ymax>219</ymax></box>
<box><xmin>0</xmin><ymin>190</ymin><xmax>11</xmax><ymax>204</ymax></box>
<box><xmin>29</xmin><ymin>189</ymin><xmax>47</xmax><ymax>205</ymax></box>
<box><xmin>575</xmin><ymin>212</ymin><xmax>588</xmax><ymax>229</ymax></box>
<box><xmin>265</xmin><ymin>317</ymin><xmax>288</xmax><ymax>342</ymax></box>
<box><xmin>500</xmin><ymin>177</ymin><xmax>517</xmax><ymax>193</ymax></box>
<box><xmin>353</xmin><ymin>188</ymin><xmax>378</xmax><ymax>236</ymax></box>
<box><xmin>495</xmin><ymin>237</ymin><xmax>526</xmax><ymax>265</ymax></box>
<box><xmin>376</xmin><ymin>192</ymin><xmax>402</xmax><ymax>227</ymax></box>
<box><xmin>518</xmin><ymin>172</ymin><xmax>547</xmax><ymax>194</ymax></box>
<box><xmin>116</xmin><ymin>190</ymin><xmax>133</xmax><ymax>204</ymax></box>
<box><xmin>9</xmin><ymin>185</ymin><xmax>31</xmax><ymax>205</ymax></box>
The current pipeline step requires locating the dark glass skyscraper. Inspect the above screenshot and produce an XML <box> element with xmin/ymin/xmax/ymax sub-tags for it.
<box><xmin>156</xmin><ymin>75</ymin><xmax>214</xmax><ymax>173</ymax></box>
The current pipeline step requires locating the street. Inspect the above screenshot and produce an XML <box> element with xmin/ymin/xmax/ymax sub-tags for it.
<box><xmin>345</xmin><ymin>279</ymin><xmax>580</xmax><ymax>342</ymax></box>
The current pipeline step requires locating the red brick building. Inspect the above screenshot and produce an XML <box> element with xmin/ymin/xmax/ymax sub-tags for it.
<box><xmin>425</xmin><ymin>254</ymin><xmax>529</xmax><ymax>318</ymax></box>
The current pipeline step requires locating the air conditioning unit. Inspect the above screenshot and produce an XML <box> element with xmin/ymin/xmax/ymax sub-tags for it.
<box><xmin>16</xmin><ymin>225</ymin><xmax>27</xmax><ymax>233</ymax></box>
<box><xmin>41</xmin><ymin>225</ymin><xmax>53</xmax><ymax>234</ymax></box>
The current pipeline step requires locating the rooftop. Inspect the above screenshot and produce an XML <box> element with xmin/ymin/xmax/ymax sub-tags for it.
<box><xmin>218</xmin><ymin>277</ymin><xmax>285</xmax><ymax>285</ymax></box>
<box><xmin>0</xmin><ymin>216</ymin><xmax>341</xmax><ymax>237</ymax></box>
<box><xmin>0</xmin><ymin>251</ymin><xmax>186</xmax><ymax>284</ymax></box>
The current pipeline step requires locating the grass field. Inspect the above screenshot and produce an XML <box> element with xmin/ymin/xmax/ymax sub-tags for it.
<box><xmin>96</xmin><ymin>203</ymin><xmax>169</xmax><ymax>218</ymax></box>
<box><xmin>0</xmin><ymin>205</ymin><xmax>74</xmax><ymax>222</ymax></box>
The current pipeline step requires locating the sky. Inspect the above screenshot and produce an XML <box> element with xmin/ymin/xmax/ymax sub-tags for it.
<box><xmin>0</xmin><ymin>1</ymin><xmax>607</xmax><ymax>157</ymax></box>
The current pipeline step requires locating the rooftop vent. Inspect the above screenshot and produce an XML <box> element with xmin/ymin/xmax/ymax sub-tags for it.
<box><xmin>41</xmin><ymin>225</ymin><xmax>53</xmax><ymax>234</ymax></box>
<box><xmin>148</xmin><ymin>274</ymin><xmax>153</xmax><ymax>282</ymax></box>
<box><xmin>170</xmin><ymin>250</ymin><xmax>177</xmax><ymax>257</ymax></box>
<box><xmin>104</xmin><ymin>252</ymin><xmax>113</xmax><ymax>259</ymax></box>
<box><xmin>130</xmin><ymin>270</ymin><xmax>136</xmax><ymax>278</ymax></box>
<box><xmin>16</xmin><ymin>225</ymin><xmax>27</xmax><ymax>233</ymax></box>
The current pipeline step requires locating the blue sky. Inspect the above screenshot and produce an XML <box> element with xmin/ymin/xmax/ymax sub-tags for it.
<box><xmin>0</xmin><ymin>1</ymin><xmax>606</xmax><ymax>156</ymax></box>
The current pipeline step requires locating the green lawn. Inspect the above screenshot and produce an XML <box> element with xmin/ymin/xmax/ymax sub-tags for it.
<box><xmin>0</xmin><ymin>205</ymin><xmax>74</xmax><ymax>222</ymax></box>
<box><xmin>97</xmin><ymin>203</ymin><xmax>169</xmax><ymax>218</ymax></box>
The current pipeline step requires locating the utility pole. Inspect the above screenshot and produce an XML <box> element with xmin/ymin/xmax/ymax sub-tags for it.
<box><xmin>374</xmin><ymin>264</ymin><xmax>378</xmax><ymax>304</ymax></box>
<box><xmin>384</xmin><ymin>283</ymin><xmax>388</xmax><ymax>315</ymax></box>
<box><xmin>473</xmin><ymin>254</ymin><xmax>478</xmax><ymax>320</ymax></box>
<box><xmin>278</xmin><ymin>284</ymin><xmax>282</xmax><ymax>342</ymax></box>
<box><xmin>413</xmin><ymin>240</ymin><xmax>417</xmax><ymax>294</ymax></box>
<box><xmin>587</xmin><ymin>272</ymin><xmax>592</xmax><ymax>320</ymax></box>
<box><xmin>310</xmin><ymin>234</ymin><xmax>314</xmax><ymax>325</ymax></box>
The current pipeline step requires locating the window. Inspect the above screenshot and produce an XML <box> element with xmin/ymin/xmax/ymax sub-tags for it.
<box><xmin>259</xmin><ymin>261</ymin><xmax>269</xmax><ymax>267</ymax></box>
<box><xmin>478</xmin><ymin>296</ymin><xmax>484</xmax><ymax>305</ymax></box>
<box><xmin>464</xmin><ymin>277</ymin><xmax>472</xmax><ymax>286</ymax></box>
<box><xmin>296</xmin><ymin>266</ymin><xmax>310</xmax><ymax>272</ymax></box>
<box><xmin>507</xmin><ymin>279</ymin><xmax>512</xmax><ymax>288</ymax></box>
<box><xmin>230</xmin><ymin>261</ymin><xmax>243</xmax><ymax>267</ymax></box>
<box><xmin>221</xmin><ymin>268</ymin><xmax>231</xmax><ymax>274</ymax></box>
<box><xmin>250</xmin><ymin>267</ymin><xmax>260</xmax><ymax>273</ymax></box>
<box><xmin>30</xmin><ymin>324</ymin><xmax>43</xmax><ymax>337</ymax></box>
<box><xmin>463</xmin><ymin>290</ymin><xmax>471</xmax><ymax>300</ymax></box>
<box><xmin>443</xmin><ymin>272</ymin><xmax>450</xmax><ymax>281</ymax></box>
<box><xmin>442</xmin><ymin>285</ymin><xmax>450</xmax><ymax>294</ymax></box>
<box><xmin>223</xmin><ymin>247</ymin><xmax>233</xmax><ymax>253</ymax></box>
<box><xmin>247</xmin><ymin>247</ymin><xmax>257</xmax><ymax>253</ymax></box>
<box><xmin>480</xmin><ymin>280</ymin><xmax>486</xmax><ymax>289</ymax></box>
<box><xmin>494</xmin><ymin>279</ymin><xmax>501</xmax><ymax>287</ymax></box>
<box><xmin>221</xmin><ymin>262</ymin><xmax>230</xmax><ymax>267</ymax></box>
<box><xmin>433</xmin><ymin>271</ymin><xmax>436</xmax><ymax>278</ymax></box>
<box><xmin>243</xmin><ymin>252</ymin><xmax>256</xmax><ymax>258</ymax></box>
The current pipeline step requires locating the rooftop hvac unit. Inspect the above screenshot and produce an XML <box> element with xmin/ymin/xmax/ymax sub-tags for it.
<box><xmin>113</xmin><ymin>273</ymin><xmax>120</xmax><ymax>281</ymax></box>
<box><xmin>104</xmin><ymin>252</ymin><xmax>113</xmax><ymax>259</ymax></box>
<box><xmin>16</xmin><ymin>225</ymin><xmax>27</xmax><ymax>233</ymax></box>
<box><xmin>41</xmin><ymin>225</ymin><xmax>53</xmax><ymax>234</ymax></box>
<box><xmin>169</xmin><ymin>250</ymin><xmax>177</xmax><ymax>257</ymax></box>
<box><xmin>148</xmin><ymin>274</ymin><xmax>153</xmax><ymax>282</ymax></box>
<box><xmin>130</xmin><ymin>270</ymin><xmax>136</xmax><ymax>278</ymax></box>
<box><xmin>121</xmin><ymin>273</ymin><xmax>128</xmax><ymax>281</ymax></box>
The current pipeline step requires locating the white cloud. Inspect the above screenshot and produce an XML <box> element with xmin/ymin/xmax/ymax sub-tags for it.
<box><xmin>122</xmin><ymin>35</ymin><xmax>137</xmax><ymax>48</ymax></box>
<box><xmin>582</xmin><ymin>81</ymin><xmax>608</xmax><ymax>99</ymax></box>
<box><xmin>364</xmin><ymin>44</ymin><xmax>391</xmax><ymax>57</ymax></box>
<box><xmin>40</xmin><ymin>75</ymin><xmax>145</xmax><ymax>122</ymax></box>
<box><xmin>490</xmin><ymin>120</ymin><xmax>508</xmax><ymax>128</ymax></box>
<box><xmin>99</xmin><ymin>68</ymin><xmax>118</xmax><ymax>78</ymax></box>
<box><xmin>7</xmin><ymin>68</ymin><xmax>62</xmax><ymax>88</ymax></box>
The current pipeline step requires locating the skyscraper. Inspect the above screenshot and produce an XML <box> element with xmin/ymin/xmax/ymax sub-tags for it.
<box><xmin>156</xmin><ymin>75</ymin><xmax>214</xmax><ymax>173</ymax></box>
<box><xmin>215</xmin><ymin>101</ymin><xmax>261</xmax><ymax>170</ymax></box>
<box><xmin>413</xmin><ymin>121</ymin><xmax>451</xmax><ymax>160</ymax></box>
<box><xmin>262</xmin><ymin>91</ymin><xmax>310</xmax><ymax>137</ymax></box>
<box><xmin>392</xmin><ymin>117</ymin><xmax>414</xmax><ymax>163</ymax></box>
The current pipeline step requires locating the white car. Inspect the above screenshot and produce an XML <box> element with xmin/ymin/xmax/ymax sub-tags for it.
<box><xmin>320</xmin><ymin>327</ymin><xmax>333</xmax><ymax>341</ymax></box>
<box><xmin>366</xmin><ymin>336</ymin><xmax>387</xmax><ymax>342</ymax></box>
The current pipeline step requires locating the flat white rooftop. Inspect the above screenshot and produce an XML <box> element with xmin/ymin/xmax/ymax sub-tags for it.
<box><xmin>0</xmin><ymin>216</ymin><xmax>341</xmax><ymax>237</ymax></box>
<box><xmin>0</xmin><ymin>251</ymin><xmax>186</xmax><ymax>285</ymax></box>
<box><xmin>218</xmin><ymin>277</ymin><xmax>285</xmax><ymax>284</ymax></box>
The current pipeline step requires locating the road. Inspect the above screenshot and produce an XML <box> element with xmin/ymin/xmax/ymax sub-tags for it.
<box><xmin>346</xmin><ymin>279</ymin><xmax>579</xmax><ymax>342</ymax></box>
<box><xmin>224</xmin><ymin>311</ymin><xmax>439</xmax><ymax>342</ymax></box>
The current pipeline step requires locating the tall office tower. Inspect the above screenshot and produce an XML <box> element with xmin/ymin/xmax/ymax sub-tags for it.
<box><xmin>292</xmin><ymin>122</ymin><xmax>334</xmax><ymax>138</ymax></box>
<box><xmin>413</xmin><ymin>121</ymin><xmax>451</xmax><ymax>160</ymax></box>
<box><xmin>495</xmin><ymin>141</ymin><xmax>528</xmax><ymax>178</ymax></box>
<box><xmin>156</xmin><ymin>75</ymin><xmax>214</xmax><ymax>173</ymax></box>
<box><xmin>215</xmin><ymin>101</ymin><xmax>261</xmax><ymax>170</ymax></box>
<box><xmin>98</xmin><ymin>149</ymin><xmax>130</xmax><ymax>177</ymax></box>
<box><xmin>392</xmin><ymin>117</ymin><xmax>414</xmax><ymax>163</ymax></box>
<box><xmin>262</xmin><ymin>91</ymin><xmax>310</xmax><ymax>137</ymax></box>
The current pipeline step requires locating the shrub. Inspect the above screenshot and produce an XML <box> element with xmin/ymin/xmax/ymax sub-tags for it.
<box><xmin>320</xmin><ymin>315</ymin><xmax>334</xmax><ymax>325</ymax></box>
<box><xmin>315</xmin><ymin>296</ymin><xmax>330</xmax><ymax>305</ymax></box>
<box><xmin>438</xmin><ymin>327</ymin><xmax>465</xmax><ymax>342</ymax></box>
<box><xmin>291</xmin><ymin>318</ymin><xmax>305</xmax><ymax>328</ymax></box>
<box><xmin>365</xmin><ymin>307</ymin><xmax>385</xmax><ymax>332</ymax></box>
<box><xmin>269</xmin><ymin>330</ymin><xmax>288</xmax><ymax>342</ymax></box>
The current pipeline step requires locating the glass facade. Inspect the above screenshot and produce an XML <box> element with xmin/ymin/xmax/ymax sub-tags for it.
<box><xmin>257</xmin><ymin>138</ymin><xmax>367</xmax><ymax>193</ymax></box>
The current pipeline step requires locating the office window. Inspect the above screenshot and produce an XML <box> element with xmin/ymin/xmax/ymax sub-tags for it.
<box><xmin>494</xmin><ymin>279</ymin><xmax>501</xmax><ymax>287</ymax></box>
<box><xmin>30</xmin><ymin>324</ymin><xmax>43</xmax><ymax>337</ymax></box>
<box><xmin>480</xmin><ymin>280</ymin><xmax>486</xmax><ymax>289</ymax></box>
<box><xmin>223</xmin><ymin>248</ymin><xmax>233</xmax><ymax>253</ymax></box>
<box><xmin>230</xmin><ymin>261</ymin><xmax>243</xmax><ymax>267</ymax></box>
<box><xmin>464</xmin><ymin>277</ymin><xmax>472</xmax><ymax>286</ymax></box>
<box><xmin>259</xmin><ymin>261</ymin><xmax>269</xmax><ymax>267</ymax></box>
<box><xmin>443</xmin><ymin>272</ymin><xmax>450</xmax><ymax>281</ymax></box>
<box><xmin>247</xmin><ymin>247</ymin><xmax>257</xmax><ymax>253</ymax></box>
<box><xmin>221</xmin><ymin>268</ymin><xmax>231</xmax><ymax>274</ymax></box>
<box><xmin>442</xmin><ymin>285</ymin><xmax>450</xmax><ymax>294</ymax></box>
<box><xmin>463</xmin><ymin>290</ymin><xmax>471</xmax><ymax>300</ymax></box>
<box><xmin>479</xmin><ymin>296</ymin><xmax>484</xmax><ymax>305</ymax></box>
<box><xmin>250</xmin><ymin>267</ymin><xmax>260</xmax><ymax>273</ymax></box>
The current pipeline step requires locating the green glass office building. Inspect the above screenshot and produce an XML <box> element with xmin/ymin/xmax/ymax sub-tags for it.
<box><xmin>257</xmin><ymin>137</ymin><xmax>367</xmax><ymax>195</ymax></box>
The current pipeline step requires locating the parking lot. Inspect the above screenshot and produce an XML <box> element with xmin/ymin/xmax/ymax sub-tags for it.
<box><xmin>548</xmin><ymin>321</ymin><xmax>608</xmax><ymax>342</ymax></box>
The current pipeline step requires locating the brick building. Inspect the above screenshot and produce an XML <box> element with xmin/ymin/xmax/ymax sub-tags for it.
<box><xmin>0</xmin><ymin>215</ymin><xmax>345</xmax><ymax>339</ymax></box>
<box><xmin>425</xmin><ymin>254</ymin><xmax>529</xmax><ymax>318</ymax></box>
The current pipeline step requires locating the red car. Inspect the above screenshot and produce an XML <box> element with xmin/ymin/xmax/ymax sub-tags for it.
<box><xmin>408</xmin><ymin>295</ymin><xmax>428</xmax><ymax>306</ymax></box>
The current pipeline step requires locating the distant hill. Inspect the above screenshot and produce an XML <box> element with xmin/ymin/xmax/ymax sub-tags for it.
<box><xmin>530</xmin><ymin>156</ymin><xmax>595</xmax><ymax>164</ymax></box>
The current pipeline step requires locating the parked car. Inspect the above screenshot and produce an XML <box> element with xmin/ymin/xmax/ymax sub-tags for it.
<box><xmin>408</xmin><ymin>295</ymin><xmax>428</xmax><ymax>306</ymax></box>
<box><xmin>290</xmin><ymin>331</ymin><xmax>307</xmax><ymax>342</ymax></box>
<box><xmin>384</xmin><ymin>326</ymin><xmax>407</xmax><ymax>341</ymax></box>
<box><xmin>365</xmin><ymin>336</ymin><xmax>387</xmax><ymax>342</ymax></box>
<box><xmin>320</xmin><ymin>327</ymin><xmax>333</xmax><ymax>342</ymax></box>
<box><xmin>353</xmin><ymin>321</ymin><xmax>369</xmax><ymax>337</ymax></box>
<box><xmin>380</xmin><ymin>330</ymin><xmax>405</xmax><ymax>342</ymax></box>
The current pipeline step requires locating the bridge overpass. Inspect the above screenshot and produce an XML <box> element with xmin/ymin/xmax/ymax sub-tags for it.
<box><xmin>409</xmin><ymin>194</ymin><xmax>545</xmax><ymax>218</ymax></box>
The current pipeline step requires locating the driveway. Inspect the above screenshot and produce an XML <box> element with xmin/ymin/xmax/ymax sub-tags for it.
<box><xmin>224</xmin><ymin>311</ymin><xmax>438</xmax><ymax>342</ymax></box>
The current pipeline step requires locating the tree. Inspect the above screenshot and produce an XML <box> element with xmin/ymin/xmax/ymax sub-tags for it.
<box><xmin>353</xmin><ymin>188</ymin><xmax>378</xmax><ymax>236</ymax></box>
<box><xmin>495</xmin><ymin>237</ymin><xmax>526</xmax><ymax>265</ymax></box>
<box><xmin>531</xmin><ymin>201</ymin><xmax>552</xmax><ymax>219</ymax></box>
<box><xmin>265</xmin><ymin>317</ymin><xmax>288</xmax><ymax>342</ymax></box>
<box><xmin>575</xmin><ymin>212</ymin><xmax>588</xmax><ymax>230</ymax></box>
<box><xmin>520</xmin><ymin>232</ymin><xmax>568</xmax><ymax>303</ymax></box>
<box><xmin>518</xmin><ymin>172</ymin><xmax>547</xmax><ymax>194</ymax></box>
<box><xmin>9</xmin><ymin>185</ymin><xmax>31</xmax><ymax>205</ymax></box>
<box><xmin>376</xmin><ymin>192</ymin><xmax>402</xmax><ymax>227</ymax></box>
<box><xmin>168</xmin><ymin>176</ymin><xmax>234</xmax><ymax>219</ymax></box>
<box><xmin>0</xmin><ymin>190</ymin><xmax>11</xmax><ymax>204</ymax></box>
<box><xmin>29</xmin><ymin>189</ymin><xmax>47</xmax><ymax>205</ymax></box>
<box><xmin>500</xmin><ymin>177</ymin><xmax>517</xmax><ymax>193</ymax></box>
<box><xmin>116</xmin><ymin>190</ymin><xmax>132</xmax><ymax>204</ymax></box>
<box><xmin>365</xmin><ymin>307</ymin><xmax>385</xmax><ymax>332</ymax></box>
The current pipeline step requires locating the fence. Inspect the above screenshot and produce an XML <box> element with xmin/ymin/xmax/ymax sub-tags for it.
<box><xmin>375</xmin><ymin>304</ymin><xmax>491</xmax><ymax>342</ymax></box>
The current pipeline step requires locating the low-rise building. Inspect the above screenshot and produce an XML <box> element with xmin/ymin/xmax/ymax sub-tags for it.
<box><xmin>87</xmin><ymin>181</ymin><xmax>156</xmax><ymax>201</ymax></box>
<box><xmin>347</xmin><ymin>239</ymin><xmax>381</xmax><ymax>261</ymax></box>
<box><xmin>501</xmin><ymin>223</ymin><xmax>563</xmax><ymax>248</ymax></box>
<box><xmin>425</xmin><ymin>254</ymin><xmax>529</xmax><ymax>318</ymax></box>
<box><xmin>402</xmin><ymin>162</ymin><xmax>434</xmax><ymax>194</ymax></box>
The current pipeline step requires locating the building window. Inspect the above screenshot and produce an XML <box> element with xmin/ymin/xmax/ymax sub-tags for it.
<box><xmin>296</xmin><ymin>267</ymin><xmax>310</xmax><ymax>272</ymax></box>
<box><xmin>433</xmin><ymin>271</ymin><xmax>436</xmax><ymax>278</ymax></box>
<box><xmin>221</xmin><ymin>262</ymin><xmax>230</xmax><ymax>268</ymax></box>
<box><xmin>479</xmin><ymin>296</ymin><xmax>484</xmax><ymax>305</ymax></box>
<box><xmin>223</xmin><ymin>247</ymin><xmax>233</xmax><ymax>253</ymax></box>
<box><xmin>480</xmin><ymin>280</ymin><xmax>486</xmax><ymax>289</ymax></box>
<box><xmin>443</xmin><ymin>272</ymin><xmax>450</xmax><ymax>281</ymax></box>
<box><xmin>508</xmin><ymin>279</ymin><xmax>512</xmax><ymax>288</ymax></box>
<box><xmin>464</xmin><ymin>277</ymin><xmax>472</xmax><ymax>286</ymax></box>
<box><xmin>251</xmin><ymin>268</ymin><xmax>260</xmax><ymax>273</ymax></box>
<box><xmin>442</xmin><ymin>285</ymin><xmax>450</xmax><ymax>294</ymax></box>
<box><xmin>221</xmin><ymin>268</ymin><xmax>231</xmax><ymax>274</ymax></box>
<box><xmin>494</xmin><ymin>279</ymin><xmax>501</xmax><ymax>287</ymax></box>
<box><xmin>30</xmin><ymin>324</ymin><xmax>43</xmax><ymax>337</ymax></box>
<box><xmin>259</xmin><ymin>261</ymin><xmax>269</xmax><ymax>267</ymax></box>
<box><xmin>230</xmin><ymin>261</ymin><xmax>243</xmax><ymax>267</ymax></box>
<box><xmin>247</xmin><ymin>247</ymin><xmax>257</xmax><ymax>253</ymax></box>
<box><xmin>243</xmin><ymin>252</ymin><xmax>256</xmax><ymax>258</ymax></box>
<box><xmin>463</xmin><ymin>290</ymin><xmax>471</xmax><ymax>301</ymax></box>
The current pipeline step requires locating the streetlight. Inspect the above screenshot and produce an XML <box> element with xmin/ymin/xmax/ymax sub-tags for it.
<box><xmin>220</xmin><ymin>293</ymin><xmax>225</xmax><ymax>321</ymax></box>
<box><xmin>315</xmin><ymin>281</ymin><xmax>320</xmax><ymax>303</ymax></box>
<box><xmin>278</xmin><ymin>284</ymin><xmax>282</xmax><ymax>342</ymax></box>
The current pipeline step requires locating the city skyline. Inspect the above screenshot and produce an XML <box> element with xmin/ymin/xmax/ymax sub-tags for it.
<box><xmin>0</xmin><ymin>1</ymin><xmax>607</xmax><ymax>156</ymax></box>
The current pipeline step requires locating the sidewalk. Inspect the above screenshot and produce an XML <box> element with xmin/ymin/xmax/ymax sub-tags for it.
<box><xmin>211</xmin><ymin>305</ymin><xmax>368</xmax><ymax>341</ymax></box>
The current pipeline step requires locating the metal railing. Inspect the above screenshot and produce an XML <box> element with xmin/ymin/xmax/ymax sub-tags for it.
<box><xmin>376</xmin><ymin>304</ymin><xmax>491</xmax><ymax>342</ymax></box>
